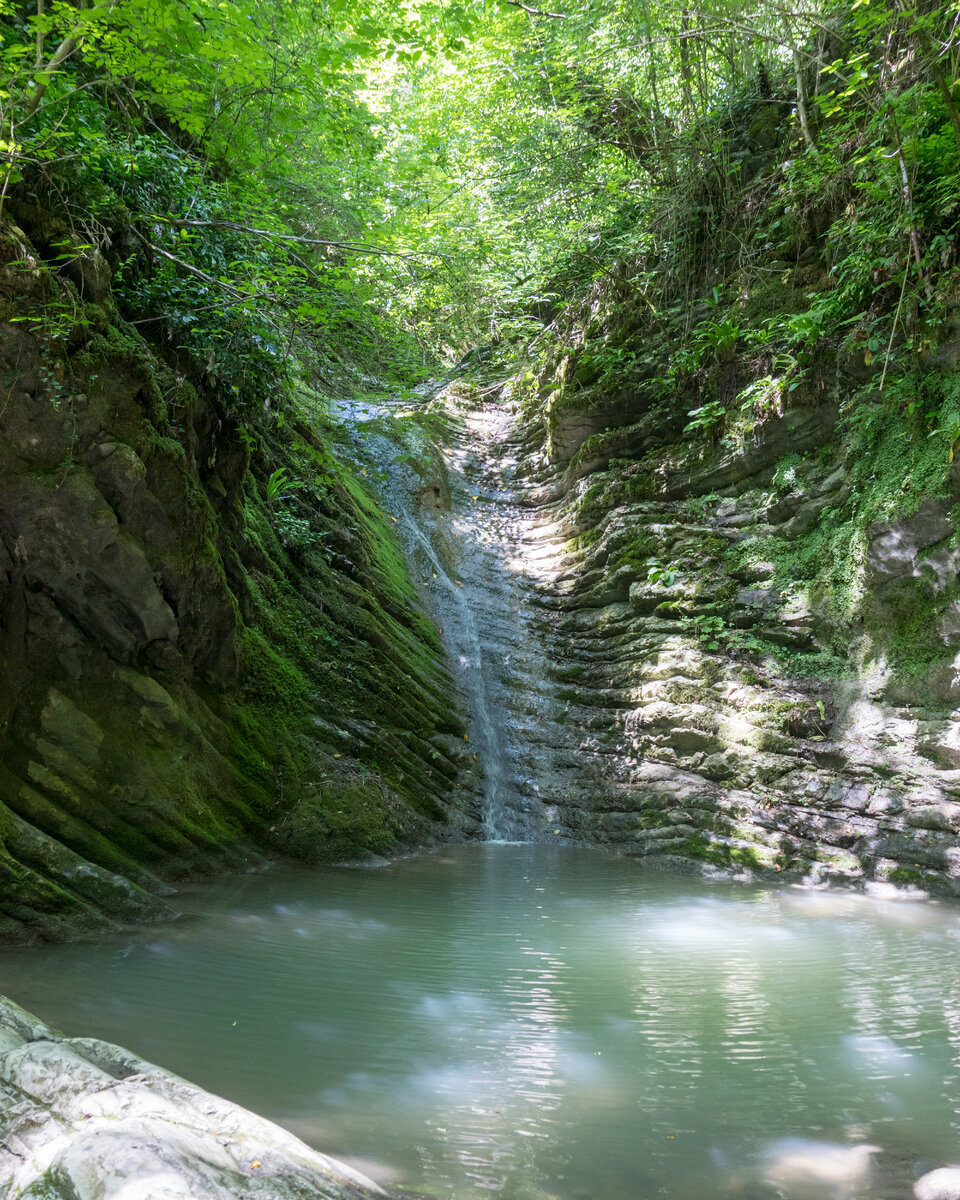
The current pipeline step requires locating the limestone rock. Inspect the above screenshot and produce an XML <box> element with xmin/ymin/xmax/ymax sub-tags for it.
<box><xmin>735</xmin><ymin>587</ymin><xmax>778</xmax><ymax>610</ymax></box>
<box><xmin>917</xmin><ymin>721</ymin><xmax>960</xmax><ymax>769</ymax></box>
<box><xmin>915</xmin><ymin>1168</ymin><xmax>960</xmax><ymax>1200</ymax></box>
<box><xmin>905</xmin><ymin>804</ymin><xmax>960</xmax><ymax>833</ymax></box>
<box><xmin>867</xmin><ymin>501</ymin><xmax>955</xmax><ymax>583</ymax></box>
<box><xmin>0</xmin><ymin>996</ymin><xmax>386</xmax><ymax>1200</ymax></box>
<box><xmin>761</xmin><ymin>1139</ymin><xmax>880</xmax><ymax>1199</ymax></box>
<box><xmin>13</xmin><ymin>472</ymin><xmax>180</xmax><ymax>666</ymax></box>
<box><xmin>496</xmin><ymin>362</ymin><xmax>960</xmax><ymax>897</ymax></box>
<box><xmin>61</xmin><ymin>247</ymin><xmax>113</xmax><ymax>302</ymax></box>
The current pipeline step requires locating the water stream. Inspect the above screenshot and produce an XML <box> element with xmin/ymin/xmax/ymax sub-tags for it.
<box><xmin>335</xmin><ymin>388</ymin><xmax>566</xmax><ymax>841</ymax></box>
<box><xmin>4</xmin><ymin>845</ymin><xmax>960</xmax><ymax>1200</ymax></box>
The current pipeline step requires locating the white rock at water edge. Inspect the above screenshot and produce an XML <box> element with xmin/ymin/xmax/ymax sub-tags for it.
<box><xmin>0</xmin><ymin>994</ymin><xmax>386</xmax><ymax>1199</ymax></box>
<box><xmin>915</xmin><ymin>1167</ymin><xmax>960</xmax><ymax>1200</ymax></box>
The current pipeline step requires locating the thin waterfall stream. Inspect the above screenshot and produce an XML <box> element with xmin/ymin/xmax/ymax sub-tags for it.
<box><xmin>336</xmin><ymin>384</ymin><xmax>566</xmax><ymax>842</ymax></box>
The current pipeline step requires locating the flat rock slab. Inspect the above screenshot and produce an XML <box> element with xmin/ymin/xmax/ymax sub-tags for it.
<box><xmin>0</xmin><ymin>995</ymin><xmax>386</xmax><ymax>1199</ymax></box>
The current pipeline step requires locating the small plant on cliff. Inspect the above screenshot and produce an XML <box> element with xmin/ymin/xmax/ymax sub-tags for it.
<box><xmin>275</xmin><ymin>510</ymin><xmax>327</xmax><ymax>554</ymax></box>
<box><xmin>699</xmin><ymin>318</ymin><xmax>741</xmax><ymax>359</ymax></box>
<box><xmin>738</xmin><ymin>376</ymin><xmax>781</xmax><ymax>420</ymax></box>
<box><xmin>691</xmin><ymin>613</ymin><xmax>726</xmax><ymax>650</ymax></box>
<box><xmin>646</xmin><ymin>558</ymin><xmax>678</xmax><ymax>587</ymax></box>
<box><xmin>784</xmin><ymin>305</ymin><xmax>829</xmax><ymax>347</ymax></box>
<box><xmin>928</xmin><ymin>410</ymin><xmax>960</xmax><ymax>462</ymax></box>
<box><xmin>265</xmin><ymin>468</ymin><xmax>299</xmax><ymax>504</ymax></box>
<box><xmin>683</xmin><ymin>399</ymin><xmax>726</xmax><ymax>437</ymax></box>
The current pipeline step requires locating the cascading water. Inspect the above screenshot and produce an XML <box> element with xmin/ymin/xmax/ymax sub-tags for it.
<box><xmin>395</xmin><ymin>514</ymin><xmax>512</xmax><ymax>839</ymax></box>
<box><xmin>334</xmin><ymin>384</ymin><xmax>565</xmax><ymax>842</ymax></box>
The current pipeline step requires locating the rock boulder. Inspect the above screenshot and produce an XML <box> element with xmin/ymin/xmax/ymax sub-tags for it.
<box><xmin>0</xmin><ymin>996</ymin><xmax>386</xmax><ymax>1199</ymax></box>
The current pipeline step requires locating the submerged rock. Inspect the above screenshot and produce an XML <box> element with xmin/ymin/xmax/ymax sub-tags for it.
<box><xmin>0</xmin><ymin>995</ymin><xmax>386</xmax><ymax>1199</ymax></box>
<box><xmin>760</xmin><ymin>1139</ymin><xmax>881</xmax><ymax>1200</ymax></box>
<box><xmin>915</xmin><ymin>1168</ymin><xmax>960</xmax><ymax>1200</ymax></box>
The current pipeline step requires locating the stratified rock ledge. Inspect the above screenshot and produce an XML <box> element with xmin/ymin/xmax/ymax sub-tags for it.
<box><xmin>0</xmin><ymin>995</ymin><xmax>386</xmax><ymax>1199</ymax></box>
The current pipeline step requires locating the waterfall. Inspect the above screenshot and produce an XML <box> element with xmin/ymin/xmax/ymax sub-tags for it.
<box><xmin>396</xmin><ymin>513</ymin><xmax>516</xmax><ymax>841</ymax></box>
<box><xmin>334</xmin><ymin>387</ymin><xmax>555</xmax><ymax>842</ymax></box>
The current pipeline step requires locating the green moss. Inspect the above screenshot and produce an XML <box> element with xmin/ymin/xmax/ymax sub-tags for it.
<box><xmin>609</xmin><ymin>532</ymin><xmax>658</xmax><ymax>570</ymax></box>
<box><xmin>152</xmin><ymin>435</ymin><xmax>188</xmax><ymax>463</ymax></box>
<box><xmin>273</xmin><ymin>777</ymin><xmax>404</xmax><ymax>862</ymax></box>
<box><xmin>572</xmin><ymin>525</ymin><xmax>603</xmax><ymax>549</ymax></box>
<box><xmin>679</xmin><ymin>834</ymin><xmax>771</xmax><ymax>869</ymax></box>
<box><xmin>224</xmin><ymin>703</ymin><xmax>277</xmax><ymax>795</ymax></box>
<box><xmin>885</xmin><ymin>583</ymin><xmax>951</xmax><ymax>678</ymax></box>
<box><xmin>720</xmin><ymin>379</ymin><xmax>960</xmax><ymax>683</ymax></box>
<box><xmin>553</xmin><ymin>663</ymin><xmax>587</xmax><ymax>681</ymax></box>
<box><xmin>577</xmin><ymin>468</ymin><xmax>655</xmax><ymax>526</ymax></box>
<box><xmin>775</xmin><ymin>647</ymin><xmax>848</xmax><ymax>679</ymax></box>
<box><xmin>238</xmin><ymin>628</ymin><xmax>310</xmax><ymax>712</ymax></box>
<box><xmin>74</xmin><ymin>322</ymin><xmax>150</xmax><ymax>374</ymax></box>
<box><xmin>884</xmin><ymin>866</ymin><xmax>928</xmax><ymax>887</ymax></box>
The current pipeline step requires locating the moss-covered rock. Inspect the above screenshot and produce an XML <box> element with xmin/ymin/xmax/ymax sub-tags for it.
<box><xmin>0</xmin><ymin>216</ymin><xmax>471</xmax><ymax>942</ymax></box>
<box><xmin>503</xmin><ymin>245</ymin><xmax>960</xmax><ymax>896</ymax></box>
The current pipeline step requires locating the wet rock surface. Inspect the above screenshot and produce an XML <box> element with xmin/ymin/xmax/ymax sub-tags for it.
<box><xmin>0</xmin><ymin>995</ymin><xmax>386</xmax><ymax>1199</ymax></box>
<box><xmin>426</xmin><ymin>380</ymin><xmax>960</xmax><ymax>897</ymax></box>
<box><xmin>915</xmin><ymin>1168</ymin><xmax>960</xmax><ymax>1200</ymax></box>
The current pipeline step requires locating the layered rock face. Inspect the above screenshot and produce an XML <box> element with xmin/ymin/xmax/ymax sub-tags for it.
<box><xmin>375</xmin><ymin>377</ymin><xmax>960</xmax><ymax>897</ymax></box>
<box><xmin>496</xmin><ymin>378</ymin><xmax>960</xmax><ymax>895</ymax></box>
<box><xmin>0</xmin><ymin>996</ymin><xmax>386</xmax><ymax>1199</ymax></box>
<box><xmin>0</xmin><ymin>221</ymin><xmax>473</xmax><ymax>942</ymax></box>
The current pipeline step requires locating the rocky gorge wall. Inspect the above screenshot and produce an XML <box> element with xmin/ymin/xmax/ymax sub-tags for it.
<box><xmin>0</xmin><ymin>215</ymin><xmax>476</xmax><ymax>943</ymax></box>
<box><xmin>316</xmin><ymin>360</ymin><xmax>960</xmax><ymax>903</ymax></box>
<box><xmin>486</xmin><ymin>342</ymin><xmax>960</xmax><ymax>896</ymax></box>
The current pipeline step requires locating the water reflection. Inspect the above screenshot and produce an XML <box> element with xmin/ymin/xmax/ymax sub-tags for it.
<box><xmin>2</xmin><ymin>844</ymin><xmax>960</xmax><ymax>1200</ymax></box>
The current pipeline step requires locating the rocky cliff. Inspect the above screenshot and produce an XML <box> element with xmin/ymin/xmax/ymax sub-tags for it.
<box><xmin>485</xmin><ymin>289</ymin><xmax>960</xmax><ymax>896</ymax></box>
<box><xmin>0</xmin><ymin>214</ymin><xmax>476</xmax><ymax>942</ymax></box>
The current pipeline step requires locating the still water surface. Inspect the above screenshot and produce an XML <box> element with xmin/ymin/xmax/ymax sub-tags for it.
<box><xmin>4</xmin><ymin>844</ymin><xmax>960</xmax><ymax>1199</ymax></box>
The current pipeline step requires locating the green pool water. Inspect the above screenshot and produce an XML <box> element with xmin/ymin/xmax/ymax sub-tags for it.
<box><xmin>4</xmin><ymin>844</ymin><xmax>960</xmax><ymax>1199</ymax></box>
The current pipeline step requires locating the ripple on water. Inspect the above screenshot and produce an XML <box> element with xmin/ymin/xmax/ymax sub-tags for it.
<box><xmin>2</xmin><ymin>843</ymin><xmax>960</xmax><ymax>1200</ymax></box>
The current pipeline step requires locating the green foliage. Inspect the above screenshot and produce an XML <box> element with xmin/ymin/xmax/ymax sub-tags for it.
<box><xmin>688</xmin><ymin>613</ymin><xmax>726</xmax><ymax>650</ymax></box>
<box><xmin>928</xmin><ymin>408</ymin><xmax>960</xmax><ymax>461</ymax></box>
<box><xmin>4</xmin><ymin>0</ymin><xmax>960</xmax><ymax>398</ymax></box>
<box><xmin>274</xmin><ymin>510</ymin><xmax>327</xmax><ymax>553</ymax></box>
<box><xmin>265</xmin><ymin>469</ymin><xmax>298</xmax><ymax>503</ymax></box>
<box><xmin>737</xmin><ymin>376</ymin><xmax>781</xmax><ymax>421</ymax></box>
<box><xmin>646</xmin><ymin>558</ymin><xmax>678</xmax><ymax>587</ymax></box>
<box><xmin>699</xmin><ymin>318</ymin><xmax>741</xmax><ymax>357</ymax></box>
<box><xmin>684</xmin><ymin>399</ymin><xmax>726</xmax><ymax>436</ymax></box>
<box><xmin>784</xmin><ymin>306</ymin><xmax>828</xmax><ymax>347</ymax></box>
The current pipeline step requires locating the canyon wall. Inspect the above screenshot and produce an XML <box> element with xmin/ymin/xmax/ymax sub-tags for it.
<box><xmin>0</xmin><ymin>215</ymin><xmax>476</xmax><ymax>942</ymax></box>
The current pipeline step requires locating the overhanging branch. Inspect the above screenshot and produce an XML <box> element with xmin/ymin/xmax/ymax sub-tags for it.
<box><xmin>140</xmin><ymin>216</ymin><xmax>448</xmax><ymax>263</ymax></box>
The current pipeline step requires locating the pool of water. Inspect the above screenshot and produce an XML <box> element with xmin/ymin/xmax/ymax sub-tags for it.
<box><xmin>4</xmin><ymin>844</ymin><xmax>960</xmax><ymax>1199</ymax></box>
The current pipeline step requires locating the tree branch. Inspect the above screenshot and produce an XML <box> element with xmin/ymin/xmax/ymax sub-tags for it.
<box><xmin>500</xmin><ymin>0</ymin><xmax>568</xmax><ymax>18</ymax></box>
<box><xmin>140</xmin><ymin>216</ymin><xmax>450</xmax><ymax>263</ymax></box>
<box><xmin>143</xmin><ymin>241</ymin><xmax>250</xmax><ymax>301</ymax></box>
